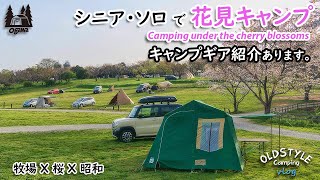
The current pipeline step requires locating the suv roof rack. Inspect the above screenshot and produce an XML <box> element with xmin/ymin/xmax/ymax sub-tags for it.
<box><xmin>138</xmin><ymin>96</ymin><xmax>177</xmax><ymax>104</ymax></box>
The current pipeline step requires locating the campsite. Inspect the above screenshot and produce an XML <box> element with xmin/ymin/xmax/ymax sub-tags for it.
<box><xmin>0</xmin><ymin>77</ymin><xmax>320</xmax><ymax>179</ymax></box>
<box><xmin>0</xmin><ymin>77</ymin><xmax>284</xmax><ymax>112</ymax></box>
<box><xmin>1</xmin><ymin>0</ymin><xmax>320</xmax><ymax>178</ymax></box>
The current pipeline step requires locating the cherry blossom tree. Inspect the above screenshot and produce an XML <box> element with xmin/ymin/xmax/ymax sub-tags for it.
<box><xmin>297</xmin><ymin>7</ymin><xmax>320</xmax><ymax>101</ymax></box>
<box><xmin>203</xmin><ymin>64</ymin><xmax>249</xmax><ymax>113</ymax></box>
<box><xmin>204</xmin><ymin>8</ymin><xmax>320</xmax><ymax>113</ymax></box>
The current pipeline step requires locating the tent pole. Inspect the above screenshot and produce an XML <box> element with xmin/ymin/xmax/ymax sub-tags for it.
<box><xmin>270</xmin><ymin>117</ymin><xmax>272</xmax><ymax>151</ymax></box>
<box><xmin>278</xmin><ymin>116</ymin><xmax>281</xmax><ymax>151</ymax></box>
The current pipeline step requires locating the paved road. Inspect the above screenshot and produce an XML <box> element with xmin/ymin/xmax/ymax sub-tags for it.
<box><xmin>232</xmin><ymin>116</ymin><xmax>320</xmax><ymax>141</ymax></box>
<box><xmin>0</xmin><ymin>124</ymin><xmax>112</xmax><ymax>133</ymax></box>
<box><xmin>0</xmin><ymin>108</ymin><xmax>128</xmax><ymax>114</ymax></box>
<box><xmin>0</xmin><ymin>111</ymin><xmax>319</xmax><ymax>141</ymax></box>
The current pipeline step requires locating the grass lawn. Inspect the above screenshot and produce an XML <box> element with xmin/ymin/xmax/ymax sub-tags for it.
<box><xmin>0</xmin><ymin>78</ymin><xmax>318</xmax><ymax>113</ymax></box>
<box><xmin>250</xmin><ymin>109</ymin><xmax>320</xmax><ymax>134</ymax></box>
<box><xmin>0</xmin><ymin>110</ymin><xmax>126</xmax><ymax>127</ymax></box>
<box><xmin>0</xmin><ymin>130</ymin><xmax>319</xmax><ymax>179</ymax></box>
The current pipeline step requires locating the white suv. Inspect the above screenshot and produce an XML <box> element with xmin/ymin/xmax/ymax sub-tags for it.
<box><xmin>112</xmin><ymin>97</ymin><xmax>181</xmax><ymax>142</ymax></box>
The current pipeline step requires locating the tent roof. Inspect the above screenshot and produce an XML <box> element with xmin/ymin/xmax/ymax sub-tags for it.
<box><xmin>181</xmin><ymin>72</ymin><xmax>194</xmax><ymax>78</ymax></box>
<box><xmin>39</xmin><ymin>96</ymin><xmax>53</xmax><ymax>98</ymax></box>
<box><xmin>157</xmin><ymin>81</ymin><xmax>172</xmax><ymax>88</ymax></box>
<box><xmin>165</xmin><ymin>100</ymin><xmax>228</xmax><ymax>118</ymax></box>
<box><xmin>108</xmin><ymin>89</ymin><xmax>134</xmax><ymax>106</ymax></box>
<box><xmin>237</xmin><ymin>113</ymin><xmax>276</xmax><ymax>119</ymax></box>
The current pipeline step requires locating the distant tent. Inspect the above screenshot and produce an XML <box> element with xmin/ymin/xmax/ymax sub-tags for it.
<box><xmin>181</xmin><ymin>72</ymin><xmax>194</xmax><ymax>79</ymax></box>
<box><xmin>157</xmin><ymin>81</ymin><xmax>172</xmax><ymax>90</ymax></box>
<box><xmin>35</xmin><ymin>96</ymin><xmax>54</xmax><ymax>108</ymax></box>
<box><xmin>143</xmin><ymin>100</ymin><xmax>244</xmax><ymax>171</ymax></box>
<box><xmin>107</xmin><ymin>85</ymin><xmax>115</xmax><ymax>92</ymax></box>
<box><xmin>108</xmin><ymin>89</ymin><xmax>134</xmax><ymax>110</ymax></box>
<box><xmin>142</xmin><ymin>83</ymin><xmax>151</xmax><ymax>88</ymax></box>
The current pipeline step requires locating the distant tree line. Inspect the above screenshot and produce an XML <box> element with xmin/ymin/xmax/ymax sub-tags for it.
<box><xmin>0</xmin><ymin>58</ymin><xmax>206</xmax><ymax>89</ymax></box>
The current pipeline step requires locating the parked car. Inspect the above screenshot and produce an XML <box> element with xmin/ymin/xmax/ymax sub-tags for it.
<box><xmin>48</xmin><ymin>89</ymin><xmax>64</xmax><ymax>94</ymax></box>
<box><xmin>136</xmin><ymin>83</ymin><xmax>150</xmax><ymax>93</ymax></box>
<box><xmin>165</xmin><ymin>75</ymin><xmax>178</xmax><ymax>80</ymax></box>
<box><xmin>151</xmin><ymin>85</ymin><xmax>159</xmax><ymax>91</ymax></box>
<box><xmin>144</xmin><ymin>74</ymin><xmax>153</xmax><ymax>78</ymax></box>
<box><xmin>93</xmin><ymin>86</ymin><xmax>103</xmax><ymax>94</ymax></box>
<box><xmin>112</xmin><ymin>96</ymin><xmax>181</xmax><ymax>142</ymax></box>
<box><xmin>72</xmin><ymin>97</ymin><xmax>96</xmax><ymax>108</ymax></box>
<box><xmin>23</xmin><ymin>98</ymin><xmax>38</xmax><ymax>107</ymax></box>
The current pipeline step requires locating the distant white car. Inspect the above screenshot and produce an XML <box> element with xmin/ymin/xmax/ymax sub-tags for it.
<box><xmin>72</xmin><ymin>97</ymin><xmax>96</xmax><ymax>108</ymax></box>
<box><xmin>93</xmin><ymin>86</ymin><xmax>103</xmax><ymax>94</ymax></box>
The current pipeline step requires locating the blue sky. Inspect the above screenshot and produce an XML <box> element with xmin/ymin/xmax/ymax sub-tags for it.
<box><xmin>0</xmin><ymin>0</ymin><xmax>312</xmax><ymax>70</ymax></box>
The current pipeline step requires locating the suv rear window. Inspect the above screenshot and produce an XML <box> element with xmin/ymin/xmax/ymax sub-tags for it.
<box><xmin>138</xmin><ymin>107</ymin><xmax>159</xmax><ymax>118</ymax></box>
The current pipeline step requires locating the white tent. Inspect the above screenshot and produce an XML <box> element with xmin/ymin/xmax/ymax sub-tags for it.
<box><xmin>157</xmin><ymin>81</ymin><xmax>173</xmax><ymax>90</ymax></box>
<box><xmin>181</xmin><ymin>72</ymin><xmax>194</xmax><ymax>79</ymax></box>
<box><xmin>35</xmin><ymin>96</ymin><xmax>54</xmax><ymax>108</ymax></box>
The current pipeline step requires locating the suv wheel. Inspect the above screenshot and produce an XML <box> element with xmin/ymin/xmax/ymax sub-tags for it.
<box><xmin>119</xmin><ymin>130</ymin><xmax>134</xmax><ymax>143</ymax></box>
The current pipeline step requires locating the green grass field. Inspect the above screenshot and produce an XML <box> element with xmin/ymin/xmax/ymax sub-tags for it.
<box><xmin>0</xmin><ymin>78</ymin><xmax>317</xmax><ymax>113</ymax></box>
<box><xmin>0</xmin><ymin>110</ymin><xmax>125</xmax><ymax>127</ymax></box>
<box><xmin>0</xmin><ymin>78</ymin><xmax>319</xmax><ymax>179</ymax></box>
<box><xmin>1</xmin><ymin>78</ymin><xmax>320</xmax><ymax>134</ymax></box>
<box><xmin>0</xmin><ymin>130</ymin><xmax>318</xmax><ymax>179</ymax></box>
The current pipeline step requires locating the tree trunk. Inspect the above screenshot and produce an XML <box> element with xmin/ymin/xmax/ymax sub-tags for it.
<box><xmin>233</xmin><ymin>96</ymin><xmax>238</xmax><ymax>113</ymax></box>
<box><xmin>264</xmin><ymin>102</ymin><xmax>272</xmax><ymax>114</ymax></box>
<box><xmin>304</xmin><ymin>85</ymin><xmax>312</xmax><ymax>102</ymax></box>
<box><xmin>304</xmin><ymin>92</ymin><xmax>310</xmax><ymax>101</ymax></box>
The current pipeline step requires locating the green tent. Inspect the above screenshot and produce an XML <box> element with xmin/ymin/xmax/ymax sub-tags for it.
<box><xmin>238</xmin><ymin>113</ymin><xmax>276</xmax><ymax>120</ymax></box>
<box><xmin>143</xmin><ymin>100</ymin><xmax>244</xmax><ymax>171</ymax></box>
